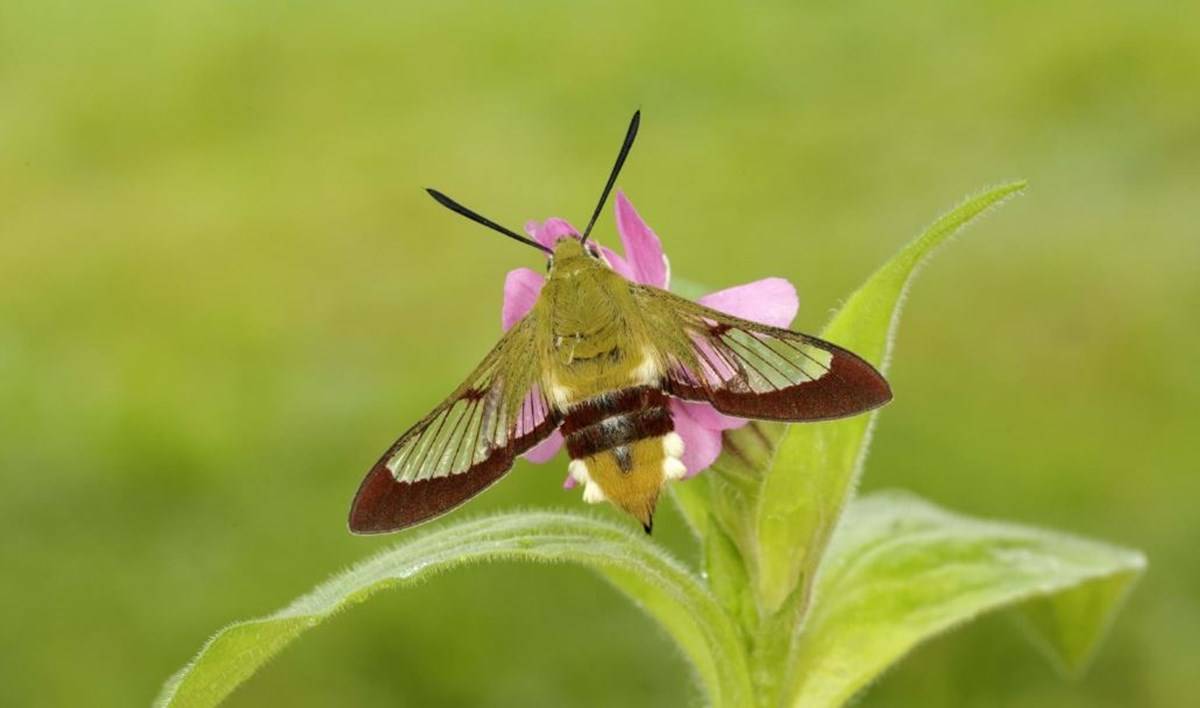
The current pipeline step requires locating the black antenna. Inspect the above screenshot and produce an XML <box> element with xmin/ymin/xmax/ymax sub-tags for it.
<box><xmin>581</xmin><ymin>110</ymin><xmax>641</xmax><ymax>245</ymax></box>
<box><xmin>426</xmin><ymin>188</ymin><xmax>553</xmax><ymax>256</ymax></box>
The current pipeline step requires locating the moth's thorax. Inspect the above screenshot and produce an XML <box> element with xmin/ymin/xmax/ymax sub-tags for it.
<box><xmin>537</xmin><ymin>236</ymin><xmax>661</xmax><ymax>405</ymax></box>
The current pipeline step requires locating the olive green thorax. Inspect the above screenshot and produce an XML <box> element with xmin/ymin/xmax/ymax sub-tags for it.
<box><xmin>531</xmin><ymin>238</ymin><xmax>661</xmax><ymax>401</ymax></box>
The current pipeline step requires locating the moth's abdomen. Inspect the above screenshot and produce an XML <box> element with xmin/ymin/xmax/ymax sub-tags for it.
<box><xmin>562</xmin><ymin>386</ymin><xmax>686</xmax><ymax>530</ymax></box>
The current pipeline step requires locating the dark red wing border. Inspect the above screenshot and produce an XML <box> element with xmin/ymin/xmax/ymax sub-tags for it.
<box><xmin>665</xmin><ymin>339</ymin><xmax>892</xmax><ymax>422</ymax></box>
<box><xmin>348</xmin><ymin>413</ymin><xmax>561</xmax><ymax>534</ymax></box>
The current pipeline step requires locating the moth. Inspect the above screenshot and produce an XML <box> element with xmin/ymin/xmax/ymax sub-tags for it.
<box><xmin>349</xmin><ymin>112</ymin><xmax>891</xmax><ymax>534</ymax></box>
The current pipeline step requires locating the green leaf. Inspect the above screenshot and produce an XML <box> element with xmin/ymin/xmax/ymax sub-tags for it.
<box><xmin>670</xmin><ymin>468</ymin><xmax>713</xmax><ymax>540</ymax></box>
<box><xmin>703</xmin><ymin>515</ymin><xmax>758</xmax><ymax>633</ymax></box>
<box><xmin>671</xmin><ymin>421</ymin><xmax>785</xmax><ymax>611</ymax></box>
<box><xmin>782</xmin><ymin>491</ymin><xmax>1146</xmax><ymax>708</ymax></box>
<box><xmin>155</xmin><ymin>512</ymin><xmax>753</xmax><ymax>708</ymax></box>
<box><xmin>708</xmin><ymin>421</ymin><xmax>785</xmax><ymax>569</ymax></box>
<box><xmin>753</xmin><ymin>182</ymin><xmax>1028</xmax><ymax>614</ymax></box>
<box><xmin>1013</xmin><ymin>566</ymin><xmax>1139</xmax><ymax>674</ymax></box>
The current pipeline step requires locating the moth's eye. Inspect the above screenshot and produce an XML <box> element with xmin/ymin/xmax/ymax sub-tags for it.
<box><xmin>545</xmin><ymin>257</ymin><xmax>554</xmax><ymax>272</ymax></box>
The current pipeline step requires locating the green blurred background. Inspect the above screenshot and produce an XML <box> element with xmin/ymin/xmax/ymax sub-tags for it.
<box><xmin>2</xmin><ymin>1</ymin><xmax>1196</xmax><ymax>706</ymax></box>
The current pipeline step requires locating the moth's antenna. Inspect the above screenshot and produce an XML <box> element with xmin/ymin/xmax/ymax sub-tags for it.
<box><xmin>426</xmin><ymin>188</ymin><xmax>553</xmax><ymax>256</ymax></box>
<box><xmin>581</xmin><ymin>110</ymin><xmax>641</xmax><ymax>245</ymax></box>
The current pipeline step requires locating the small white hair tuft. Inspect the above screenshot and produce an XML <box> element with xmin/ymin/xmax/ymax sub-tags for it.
<box><xmin>630</xmin><ymin>348</ymin><xmax>662</xmax><ymax>385</ymax></box>
<box><xmin>568</xmin><ymin>459</ymin><xmax>591</xmax><ymax>485</ymax></box>
<box><xmin>663</xmin><ymin>432</ymin><xmax>685</xmax><ymax>460</ymax></box>
<box><xmin>582</xmin><ymin>480</ymin><xmax>608</xmax><ymax>504</ymax></box>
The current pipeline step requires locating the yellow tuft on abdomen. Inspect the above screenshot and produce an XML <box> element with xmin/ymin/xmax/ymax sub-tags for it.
<box><xmin>570</xmin><ymin>432</ymin><xmax>686</xmax><ymax>531</ymax></box>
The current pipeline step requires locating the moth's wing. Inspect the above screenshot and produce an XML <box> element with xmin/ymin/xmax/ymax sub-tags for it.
<box><xmin>632</xmin><ymin>285</ymin><xmax>892</xmax><ymax>421</ymax></box>
<box><xmin>349</xmin><ymin>316</ymin><xmax>560</xmax><ymax>534</ymax></box>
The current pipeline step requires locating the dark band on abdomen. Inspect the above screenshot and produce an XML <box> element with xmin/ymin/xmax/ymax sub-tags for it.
<box><xmin>563</xmin><ymin>386</ymin><xmax>674</xmax><ymax>460</ymax></box>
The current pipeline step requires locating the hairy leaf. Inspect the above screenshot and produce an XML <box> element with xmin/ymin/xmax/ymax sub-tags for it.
<box><xmin>155</xmin><ymin>512</ymin><xmax>753</xmax><ymax>708</ymax></box>
<box><xmin>754</xmin><ymin>182</ymin><xmax>1028</xmax><ymax>613</ymax></box>
<box><xmin>783</xmin><ymin>491</ymin><xmax>1146</xmax><ymax>708</ymax></box>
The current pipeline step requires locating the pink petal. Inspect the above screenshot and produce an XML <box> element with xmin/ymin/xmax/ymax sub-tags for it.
<box><xmin>614</xmin><ymin>192</ymin><xmax>669</xmax><ymax>287</ymax></box>
<box><xmin>502</xmin><ymin>268</ymin><xmax>545</xmax><ymax>331</ymax></box>
<box><xmin>698</xmin><ymin>277</ymin><xmax>798</xmax><ymax>328</ymax></box>
<box><xmin>524</xmin><ymin>218</ymin><xmax>579</xmax><ymax>250</ymax></box>
<box><xmin>524</xmin><ymin>429</ymin><xmax>563</xmax><ymax>463</ymax></box>
<box><xmin>600</xmin><ymin>246</ymin><xmax>635</xmax><ymax>280</ymax></box>
<box><xmin>676</xmin><ymin>400</ymin><xmax>746</xmax><ymax>432</ymax></box>
<box><xmin>670</xmin><ymin>401</ymin><xmax>725</xmax><ymax>476</ymax></box>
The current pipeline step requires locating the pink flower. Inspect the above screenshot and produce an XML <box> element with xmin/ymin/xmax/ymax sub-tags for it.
<box><xmin>501</xmin><ymin>192</ymin><xmax>799</xmax><ymax>485</ymax></box>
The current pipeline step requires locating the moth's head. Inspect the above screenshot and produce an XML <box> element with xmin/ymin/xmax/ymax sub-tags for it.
<box><xmin>549</xmin><ymin>234</ymin><xmax>609</xmax><ymax>276</ymax></box>
<box><xmin>549</xmin><ymin>236</ymin><xmax>600</xmax><ymax>260</ymax></box>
